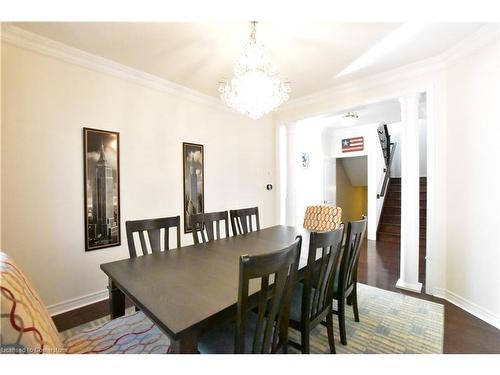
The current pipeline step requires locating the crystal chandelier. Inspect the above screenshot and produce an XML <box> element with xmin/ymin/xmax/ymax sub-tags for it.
<box><xmin>219</xmin><ymin>22</ymin><xmax>291</xmax><ymax>120</ymax></box>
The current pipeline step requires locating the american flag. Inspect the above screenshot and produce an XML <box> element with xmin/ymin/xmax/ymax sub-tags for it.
<box><xmin>342</xmin><ymin>137</ymin><xmax>364</xmax><ymax>152</ymax></box>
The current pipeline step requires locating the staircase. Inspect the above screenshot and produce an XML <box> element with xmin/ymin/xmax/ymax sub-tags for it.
<box><xmin>377</xmin><ymin>177</ymin><xmax>427</xmax><ymax>243</ymax></box>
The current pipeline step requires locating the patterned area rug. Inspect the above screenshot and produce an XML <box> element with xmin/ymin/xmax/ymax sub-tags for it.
<box><xmin>60</xmin><ymin>284</ymin><xmax>443</xmax><ymax>354</ymax></box>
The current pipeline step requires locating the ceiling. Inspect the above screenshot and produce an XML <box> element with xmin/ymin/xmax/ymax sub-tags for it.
<box><xmin>341</xmin><ymin>157</ymin><xmax>368</xmax><ymax>187</ymax></box>
<box><xmin>319</xmin><ymin>94</ymin><xmax>426</xmax><ymax>128</ymax></box>
<box><xmin>13</xmin><ymin>22</ymin><xmax>485</xmax><ymax>100</ymax></box>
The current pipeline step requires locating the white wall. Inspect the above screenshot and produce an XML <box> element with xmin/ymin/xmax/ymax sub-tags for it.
<box><xmin>444</xmin><ymin>40</ymin><xmax>500</xmax><ymax>324</ymax></box>
<box><xmin>1</xmin><ymin>42</ymin><xmax>277</xmax><ymax>313</ymax></box>
<box><xmin>276</xmin><ymin>25</ymin><xmax>500</xmax><ymax>327</ymax></box>
<box><xmin>282</xmin><ymin>119</ymin><xmax>326</xmax><ymax>228</ymax></box>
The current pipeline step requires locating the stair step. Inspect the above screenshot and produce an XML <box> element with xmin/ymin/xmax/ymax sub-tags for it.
<box><xmin>381</xmin><ymin>214</ymin><xmax>400</xmax><ymax>224</ymax></box>
<box><xmin>379</xmin><ymin>224</ymin><xmax>400</xmax><ymax>234</ymax></box>
<box><xmin>380</xmin><ymin>176</ymin><xmax>427</xmax><ymax>243</ymax></box>
<box><xmin>384</xmin><ymin>198</ymin><xmax>427</xmax><ymax>205</ymax></box>
<box><xmin>378</xmin><ymin>223</ymin><xmax>426</xmax><ymax>231</ymax></box>
<box><xmin>377</xmin><ymin>232</ymin><xmax>400</xmax><ymax>243</ymax></box>
<box><xmin>384</xmin><ymin>206</ymin><xmax>400</xmax><ymax>215</ymax></box>
<box><xmin>389</xmin><ymin>184</ymin><xmax>427</xmax><ymax>192</ymax></box>
<box><xmin>386</xmin><ymin>191</ymin><xmax>427</xmax><ymax>200</ymax></box>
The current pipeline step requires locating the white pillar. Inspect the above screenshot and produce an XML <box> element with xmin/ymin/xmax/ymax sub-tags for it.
<box><xmin>285</xmin><ymin>123</ymin><xmax>298</xmax><ymax>227</ymax></box>
<box><xmin>396</xmin><ymin>94</ymin><xmax>423</xmax><ymax>293</ymax></box>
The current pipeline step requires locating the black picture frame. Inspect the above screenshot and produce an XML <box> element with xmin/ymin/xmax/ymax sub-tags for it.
<box><xmin>83</xmin><ymin>127</ymin><xmax>121</xmax><ymax>251</ymax></box>
<box><xmin>182</xmin><ymin>142</ymin><xmax>205</xmax><ymax>233</ymax></box>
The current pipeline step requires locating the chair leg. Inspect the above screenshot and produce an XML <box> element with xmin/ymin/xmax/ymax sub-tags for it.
<box><xmin>326</xmin><ymin>311</ymin><xmax>336</xmax><ymax>354</ymax></box>
<box><xmin>346</xmin><ymin>294</ymin><xmax>352</xmax><ymax>306</ymax></box>
<box><xmin>338</xmin><ymin>298</ymin><xmax>347</xmax><ymax>345</ymax></box>
<box><xmin>352</xmin><ymin>287</ymin><xmax>360</xmax><ymax>322</ymax></box>
<box><xmin>301</xmin><ymin>326</ymin><xmax>310</xmax><ymax>354</ymax></box>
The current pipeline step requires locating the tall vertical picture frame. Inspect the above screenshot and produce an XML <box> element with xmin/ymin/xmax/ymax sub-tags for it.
<box><xmin>83</xmin><ymin>128</ymin><xmax>121</xmax><ymax>251</ymax></box>
<box><xmin>182</xmin><ymin>142</ymin><xmax>205</xmax><ymax>233</ymax></box>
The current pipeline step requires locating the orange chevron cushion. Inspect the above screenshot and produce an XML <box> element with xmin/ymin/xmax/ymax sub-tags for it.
<box><xmin>0</xmin><ymin>251</ymin><xmax>65</xmax><ymax>354</ymax></box>
<box><xmin>303</xmin><ymin>205</ymin><xmax>342</xmax><ymax>232</ymax></box>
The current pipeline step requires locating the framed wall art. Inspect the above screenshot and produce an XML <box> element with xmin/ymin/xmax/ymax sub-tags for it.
<box><xmin>83</xmin><ymin>127</ymin><xmax>120</xmax><ymax>251</ymax></box>
<box><xmin>182</xmin><ymin>142</ymin><xmax>204</xmax><ymax>233</ymax></box>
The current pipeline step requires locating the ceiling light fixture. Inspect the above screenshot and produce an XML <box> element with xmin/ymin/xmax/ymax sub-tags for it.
<box><xmin>342</xmin><ymin>111</ymin><xmax>359</xmax><ymax>126</ymax></box>
<box><xmin>219</xmin><ymin>21</ymin><xmax>291</xmax><ymax>120</ymax></box>
<box><xmin>336</xmin><ymin>23</ymin><xmax>425</xmax><ymax>77</ymax></box>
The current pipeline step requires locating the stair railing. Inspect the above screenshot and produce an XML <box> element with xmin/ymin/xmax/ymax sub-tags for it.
<box><xmin>377</xmin><ymin>124</ymin><xmax>397</xmax><ymax>199</ymax></box>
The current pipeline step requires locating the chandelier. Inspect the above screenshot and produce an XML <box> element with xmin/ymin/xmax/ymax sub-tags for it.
<box><xmin>219</xmin><ymin>22</ymin><xmax>291</xmax><ymax>120</ymax></box>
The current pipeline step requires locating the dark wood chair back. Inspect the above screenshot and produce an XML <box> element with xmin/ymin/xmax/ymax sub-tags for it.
<box><xmin>339</xmin><ymin>216</ymin><xmax>367</xmax><ymax>293</ymax></box>
<box><xmin>303</xmin><ymin>227</ymin><xmax>344</xmax><ymax>323</ymax></box>
<box><xmin>125</xmin><ymin>216</ymin><xmax>181</xmax><ymax>258</ymax></box>
<box><xmin>191</xmin><ymin>211</ymin><xmax>229</xmax><ymax>244</ymax></box>
<box><xmin>230</xmin><ymin>207</ymin><xmax>260</xmax><ymax>235</ymax></box>
<box><xmin>236</xmin><ymin>236</ymin><xmax>302</xmax><ymax>354</ymax></box>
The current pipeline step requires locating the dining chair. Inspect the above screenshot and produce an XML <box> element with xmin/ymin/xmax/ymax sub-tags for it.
<box><xmin>229</xmin><ymin>206</ymin><xmax>260</xmax><ymax>235</ymax></box>
<box><xmin>331</xmin><ymin>216</ymin><xmax>367</xmax><ymax>345</ymax></box>
<box><xmin>288</xmin><ymin>227</ymin><xmax>344</xmax><ymax>354</ymax></box>
<box><xmin>125</xmin><ymin>216</ymin><xmax>181</xmax><ymax>258</ymax></box>
<box><xmin>198</xmin><ymin>236</ymin><xmax>302</xmax><ymax>354</ymax></box>
<box><xmin>191</xmin><ymin>210</ymin><xmax>229</xmax><ymax>244</ymax></box>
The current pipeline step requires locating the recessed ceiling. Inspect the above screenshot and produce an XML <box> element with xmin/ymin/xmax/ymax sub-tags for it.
<box><xmin>13</xmin><ymin>22</ymin><xmax>485</xmax><ymax>100</ymax></box>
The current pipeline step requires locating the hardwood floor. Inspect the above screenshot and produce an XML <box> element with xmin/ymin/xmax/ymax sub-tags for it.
<box><xmin>53</xmin><ymin>297</ymin><xmax>134</xmax><ymax>332</ymax></box>
<box><xmin>53</xmin><ymin>236</ymin><xmax>499</xmax><ymax>354</ymax></box>
<box><xmin>357</xmin><ymin>239</ymin><xmax>500</xmax><ymax>354</ymax></box>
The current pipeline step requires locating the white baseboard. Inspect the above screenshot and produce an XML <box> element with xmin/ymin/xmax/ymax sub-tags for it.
<box><xmin>396</xmin><ymin>278</ymin><xmax>423</xmax><ymax>293</ymax></box>
<box><xmin>433</xmin><ymin>287</ymin><xmax>500</xmax><ymax>329</ymax></box>
<box><xmin>46</xmin><ymin>285</ymin><xmax>499</xmax><ymax>331</ymax></box>
<box><xmin>47</xmin><ymin>289</ymin><xmax>108</xmax><ymax>316</ymax></box>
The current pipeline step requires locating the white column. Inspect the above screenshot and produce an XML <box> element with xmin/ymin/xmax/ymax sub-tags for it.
<box><xmin>396</xmin><ymin>94</ymin><xmax>423</xmax><ymax>293</ymax></box>
<box><xmin>285</xmin><ymin>123</ymin><xmax>298</xmax><ymax>227</ymax></box>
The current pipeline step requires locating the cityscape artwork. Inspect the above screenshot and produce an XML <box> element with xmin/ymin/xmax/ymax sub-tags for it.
<box><xmin>83</xmin><ymin>128</ymin><xmax>120</xmax><ymax>251</ymax></box>
<box><xmin>183</xmin><ymin>142</ymin><xmax>204</xmax><ymax>233</ymax></box>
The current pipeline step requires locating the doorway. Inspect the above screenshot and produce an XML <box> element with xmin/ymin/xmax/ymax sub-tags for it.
<box><xmin>335</xmin><ymin>156</ymin><xmax>368</xmax><ymax>229</ymax></box>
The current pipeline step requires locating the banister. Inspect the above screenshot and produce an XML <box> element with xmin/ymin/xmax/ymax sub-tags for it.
<box><xmin>377</xmin><ymin>142</ymin><xmax>397</xmax><ymax>199</ymax></box>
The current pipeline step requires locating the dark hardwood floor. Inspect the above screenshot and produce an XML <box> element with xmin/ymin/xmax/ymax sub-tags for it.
<box><xmin>357</xmin><ymin>239</ymin><xmax>500</xmax><ymax>354</ymax></box>
<box><xmin>53</xmin><ymin>237</ymin><xmax>499</xmax><ymax>354</ymax></box>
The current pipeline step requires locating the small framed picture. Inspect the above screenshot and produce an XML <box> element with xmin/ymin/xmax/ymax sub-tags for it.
<box><xmin>83</xmin><ymin>128</ymin><xmax>120</xmax><ymax>251</ymax></box>
<box><xmin>301</xmin><ymin>152</ymin><xmax>310</xmax><ymax>169</ymax></box>
<box><xmin>183</xmin><ymin>142</ymin><xmax>205</xmax><ymax>233</ymax></box>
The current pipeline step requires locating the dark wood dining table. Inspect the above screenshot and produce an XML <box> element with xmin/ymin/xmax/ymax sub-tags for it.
<box><xmin>100</xmin><ymin>225</ymin><xmax>310</xmax><ymax>353</ymax></box>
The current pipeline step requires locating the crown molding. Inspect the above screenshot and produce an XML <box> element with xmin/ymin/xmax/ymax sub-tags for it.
<box><xmin>2</xmin><ymin>23</ymin><xmax>498</xmax><ymax>117</ymax></box>
<box><xmin>282</xmin><ymin>23</ymin><xmax>499</xmax><ymax>111</ymax></box>
<box><xmin>1</xmin><ymin>23</ymin><xmax>233</xmax><ymax>113</ymax></box>
<box><xmin>282</xmin><ymin>55</ymin><xmax>444</xmax><ymax>111</ymax></box>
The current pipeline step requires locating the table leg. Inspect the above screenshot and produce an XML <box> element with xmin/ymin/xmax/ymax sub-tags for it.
<box><xmin>169</xmin><ymin>331</ymin><xmax>199</xmax><ymax>354</ymax></box>
<box><xmin>108</xmin><ymin>278</ymin><xmax>125</xmax><ymax>319</ymax></box>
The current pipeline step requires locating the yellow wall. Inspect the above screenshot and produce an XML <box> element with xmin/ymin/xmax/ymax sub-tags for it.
<box><xmin>335</xmin><ymin>160</ymin><xmax>367</xmax><ymax>225</ymax></box>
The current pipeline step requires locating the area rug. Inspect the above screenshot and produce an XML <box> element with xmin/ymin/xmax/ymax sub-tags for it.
<box><xmin>288</xmin><ymin>284</ymin><xmax>444</xmax><ymax>354</ymax></box>
<box><xmin>60</xmin><ymin>283</ymin><xmax>443</xmax><ymax>354</ymax></box>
